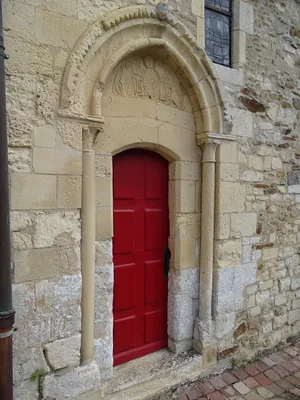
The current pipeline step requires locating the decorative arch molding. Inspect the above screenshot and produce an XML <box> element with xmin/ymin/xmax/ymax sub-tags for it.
<box><xmin>59</xmin><ymin>5</ymin><xmax>225</xmax><ymax>136</ymax></box>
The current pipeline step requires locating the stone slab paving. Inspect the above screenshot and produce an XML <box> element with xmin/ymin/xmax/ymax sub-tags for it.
<box><xmin>158</xmin><ymin>343</ymin><xmax>300</xmax><ymax>400</ymax></box>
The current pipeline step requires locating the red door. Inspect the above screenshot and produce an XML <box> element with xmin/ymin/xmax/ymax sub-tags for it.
<box><xmin>113</xmin><ymin>149</ymin><xmax>169</xmax><ymax>366</ymax></box>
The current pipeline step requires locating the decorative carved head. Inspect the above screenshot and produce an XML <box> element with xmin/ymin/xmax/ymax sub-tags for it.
<box><xmin>143</xmin><ymin>56</ymin><xmax>155</xmax><ymax>69</ymax></box>
<box><xmin>156</xmin><ymin>2</ymin><xmax>169</xmax><ymax>21</ymax></box>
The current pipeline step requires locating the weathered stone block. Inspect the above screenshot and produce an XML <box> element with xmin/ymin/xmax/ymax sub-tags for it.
<box><xmin>12</xmin><ymin>232</ymin><xmax>32</xmax><ymax>250</ymax></box>
<box><xmin>12</xmin><ymin>282</ymin><xmax>35</xmax><ymax>325</ymax></box>
<box><xmin>5</xmin><ymin>36</ymin><xmax>53</xmax><ymax>76</ymax></box>
<box><xmin>158</xmin><ymin>123</ymin><xmax>199</xmax><ymax>162</ymax></box>
<box><xmin>94</xmin><ymin>339</ymin><xmax>113</xmax><ymax>380</ymax></box>
<box><xmin>94</xmin><ymin>284</ymin><xmax>113</xmax><ymax>323</ymax></box>
<box><xmin>33</xmin><ymin>211</ymin><xmax>80</xmax><ymax>249</ymax></box>
<box><xmin>57</xmin><ymin>119</ymin><xmax>82</xmax><ymax>151</ymax></box>
<box><xmin>96</xmin><ymin>207</ymin><xmax>113</xmax><ymax>240</ymax></box>
<box><xmin>95</xmin><ymin>240</ymin><xmax>112</xmax><ymax>267</ymax></box>
<box><xmin>11</xmin><ymin>174</ymin><xmax>56</xmax><ymax>210</ymax></box>
<box><xmin>231</xmin><ymin>213</ymin><xmax>257</xmax><ymax>237</ymax></box>
<box><xmin>169</xmin><ymin>239</ymin><xmax>197</xmax><ymax>270</ymax></box>
<box><xmin>288</xmin><ymin>310</ymin><xmax>300</xmax><ymax>324</ymax></box>
<box><xmin>169</xmin><ymin>161</ymin><xmax>201</xmax><ymax>181</ymax></box>
<box><xmin>218</xmin><ymin>140</ymin><xmax>237</xmax><ymax>163</ymax></box>
<box><xmin>43</xmin><ymin>361</ymin><xmax>100</xmax><ymax>399</ymax></box>
<box><xmin>33</xmin><ymin>148</ymin><xmax>82</xmax><ymax>175</ymax></box>
<box><xmin>170</xmin><ymin>213</ymin><xmax>200</xmax><ymax>240</ymax></box>
<box><xmin>44</xmin><ymin>334</ymin><xmax>81</xmax><ymax>371</ymax></box>
<box><xmin>168</xmin><ymin>268</ymin><xmax>199</xmax><ymax>299</ymax></box>
<box><xmin>103</xmin><ymin>95</ymin><xmax>156</xmax><ymax>119</ymax></box>
<box><xmin>202</xmin><ymin>344</ymin><xmax>217</xmax><ymax>368</ymax></box>
<box><xmin>214</xmin><ymin>63</ymin><xmax>244</xmax><ymax>85</ymax></box>
<box><xmin>249</xmin><ymin>155</ymin><xmax>263</xmax><ymax>170</ymax></box>
<box><xmin>157</xmin><ymin>103</ymin><xmax>195</xmax><ymax>130</ymax></box>
<box><xmin>58</xmin><ymin>176</ymin><xmax>82</xmax><ymax>209</ymax></box>
<box><xmin>3</xmin><ymin>1</ymin><xmax>35</xmax><ymax>41</ymax></box>
<box><xmin>14</xmin><ymin>346</ymin><xmax>49</xmax><ymax>383</ymax></box>
<box><xmin>8</xmin><ymin>148</ymin><xmax>32</xmax><ymax>173</ymax></box>
<box><xmin>293</xmin><ymin>299</ymin><xmax>300</xmax><ymax>310</ymax></box>
<box><xmin>233</xmin><ymin>0</ymin><xmax>254</xmax><ymax>35</ymax></box>
<box><xmin>37</xmin><ymin>77</ymin><xmax>60</xmax><ymax>124</ymax></box>
<box><xmin>231</xmin><ymin>108</ymin><xmax>253</xmax><ymax>137</ymax></box>
<box><xmin>241</xmin><ymin>170</ymin><xmax>263</xmax><ymax>182</ymax></box>
<box><xmin>216</xmin><ymin>182</ymin><xmax>246</xmax><ymax>213</ymax></box>
<box><xmin>37</xmin><ymin>0</ymin><xmax>78</xmax><ymax>18</ymax></box>
<box><xmin>14</xmin><ymin>379</ymin><xmax>38</xmax><ymax>400</ymax></box>
<box><xmin>34</xmin><ymin>126</ymin><xmax>56</xmax><ymax>148</ymax></box>
<box><xmin>14</xmin><ymin>248</ymin><xmax>61</xmax><ymax>283</ymax></box>
<box><xmin>256</xmin><ymin>290</ymin><xmax>270</xmax><ymax>305</ymax></box>
<box><xmin>272</xmin><ymin>157</ymin><xmax>283</xmax><ymax>170</ymax></box>
<box><xmin>259</xmin><ymin>280</ymin><xmax>273</xmax><ymax>291</ymax></box>
<box><xmin>96</xmin><ymin>178</ymin><xmax>112</xmax><ymax>207</ymax></box>
<box><xmin>36</xmin><ymin>9</ymin><xmax>88</xmax><ymax>49</ymax></box>
<box><xmin>10</xmin><ymin>211</ymin><xmax>32</xmax><ymax>232</ymax></box>
<box><xmin>288</xmin><ymin>185</ymin><xmax>300</xmax><ymax>193</ymax></box>
<box><xmin>215</xmin><ymin>213</ymin><xmax>230</xmax><ymax>240</ymax></box>
<box><xmin>217</xmin><ymin>163</ymin><xmax>239</xmax><ymax>182</ymax></box>
<box><xmin>215</xmin><ymin>240</ymin><xmax>242</xmax><ymax>268</ymax></box>
<box><xmin>169</xmin><ymin>180</ymin><xmax>196</xmax><ymax>213</ymax></box>
<box><xmin>215</xmin><ymin>313</ymin><xmax>236</xmax><ymax>339</ymax></box>
<box><xmin>12</xmin><ymin>275</ymin><xmax>83</xmax><ymax>349</ymax></box>
<box><xmin>215</xmin><ymin>263</ymin><xmax>256</xmax><ymax>313</ymax></box>
<box><xmin>95</xmin><ymin>154</ymin><xmax>112</xmax><ymax>178</ymax></box>
<box><xmin>262</xmin><ymin>247</ymin><xmax>279</xmax><ymax>261</ymax></box>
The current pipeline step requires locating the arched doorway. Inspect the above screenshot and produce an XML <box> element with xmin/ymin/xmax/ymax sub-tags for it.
<box><xmin>113</xmin><ymin>149</ymin><xmax>169</xmax><ymax>366</ymax></box>
<box><xmin>59</xmin><ymin>4</ymin><xmax>226</xmax><ymax>382</ymax></box>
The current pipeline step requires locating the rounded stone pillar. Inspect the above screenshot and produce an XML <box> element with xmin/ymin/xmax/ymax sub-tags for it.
<box><xmin>198</xmin><ymin>136</ymin><xmax>219</xmax><ymax>322</ymax></box>
<box><xmin>193</xmin><ymin>134</ymin><xmax>219</xmax><ymax>367</ymax></box>
<box><xmin>81</xmin><ymin>125</ymin><xmax>102</xmax><ymax>365</ymax></box>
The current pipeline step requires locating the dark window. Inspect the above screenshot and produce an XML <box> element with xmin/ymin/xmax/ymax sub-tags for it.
<box><xmin>205</xmin><ymin>0</ymin><xmax>232</xmax><ymax>67</ymax></box>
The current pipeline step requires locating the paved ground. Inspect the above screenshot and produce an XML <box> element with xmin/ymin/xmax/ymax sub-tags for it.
<box><xmin>160</xmin><ymin>343</ymin><xmax>300</xmax><ymax>400</ymax></box>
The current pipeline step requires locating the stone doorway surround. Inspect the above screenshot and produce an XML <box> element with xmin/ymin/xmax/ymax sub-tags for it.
<box><xmin>57</xmin><ymin>3</ymin><xmax>235</xmax><ymax>392</ymax></box>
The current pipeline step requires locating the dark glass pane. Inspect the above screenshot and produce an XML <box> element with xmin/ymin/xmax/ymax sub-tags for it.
<box><xmin>205</xmin><ymin>0</ymin><xmax>231</xmax><ymax>13</ymax></box>
<box><xmin>205</xmin><ymin>8</ymin><xmax>231</xmax><ymax>66</ymax></box>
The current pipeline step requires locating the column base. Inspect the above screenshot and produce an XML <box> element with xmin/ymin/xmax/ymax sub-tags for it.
<box><xmin>193</xmin><ymin>318</ymin><xmax>218</xmax><ymax>369</ymax></box>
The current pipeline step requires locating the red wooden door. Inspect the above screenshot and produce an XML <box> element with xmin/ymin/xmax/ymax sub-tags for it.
<box><xmin>113</xmin><ymin>149</ymin><xmax>169</xmax><ymax>366</ymax></box>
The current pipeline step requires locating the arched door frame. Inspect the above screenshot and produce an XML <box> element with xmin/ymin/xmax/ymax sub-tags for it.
<box><xmin>58</xmin><ymin>4</ymin><xmax>235</xmax><ymax>372</ymax></box>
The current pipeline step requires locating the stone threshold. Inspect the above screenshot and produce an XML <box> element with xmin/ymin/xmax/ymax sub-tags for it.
<box><xmin>75</xmin><ymin>349</ymin><xmax>204</xmax><ymax>400</ymax></box>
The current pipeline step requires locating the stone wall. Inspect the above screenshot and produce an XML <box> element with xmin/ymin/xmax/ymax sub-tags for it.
<box><xmin>212</xmin><ymin>0</ymin><xmax>300</xmax><ymax>364</ymax></box>
<box><xmin>3</xmin><ymin>0</ymin><xmax>300</xmax><ymax>398</ymax></box>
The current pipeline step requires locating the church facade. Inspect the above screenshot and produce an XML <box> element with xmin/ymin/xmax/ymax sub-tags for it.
<box><xmin>4</xmin><ymin>0</ymin><xmax>300</xmax><ymax>398</ymax></box>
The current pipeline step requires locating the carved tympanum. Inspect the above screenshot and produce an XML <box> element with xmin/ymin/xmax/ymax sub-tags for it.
<box><xmin>112</xmin><ymin>56</ymin><xmax>185</xmax><ymax>110</ymax></box>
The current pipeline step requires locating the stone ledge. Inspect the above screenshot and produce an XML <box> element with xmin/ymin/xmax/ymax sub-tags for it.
<box><xmin>214</xmin><ymin>64</ymin><xmax>244</xmax><ymax>86</ymax></box>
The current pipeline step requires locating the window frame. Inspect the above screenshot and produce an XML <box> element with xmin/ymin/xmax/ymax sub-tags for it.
<box><xmin>204</xmin><ymin>0</ymin><xmax>233</xmax><ymax>68</ymax></box>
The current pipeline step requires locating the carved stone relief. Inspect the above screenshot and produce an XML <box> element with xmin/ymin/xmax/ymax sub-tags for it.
<box><xmin>111</xmin><ymin>56</ymin><xmax>185</xmax><ymax>110</ymax></box>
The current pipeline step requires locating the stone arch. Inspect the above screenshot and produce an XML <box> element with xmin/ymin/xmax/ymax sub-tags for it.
<box><xmin>59</xmin><ymin>5</ymin><xmax>225</xmax><ymax>136</ymax></box>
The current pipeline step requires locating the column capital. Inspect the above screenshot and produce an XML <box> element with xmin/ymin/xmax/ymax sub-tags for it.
<box><xmin>82</xmin><ymin>125</ymin><xmax>103</xmax><ymax>152</ymax></box>
<box><xmin>197</xmin><ymin>134</ymin><xmax>220</xmax><ymax>163</ymax></box>
<box><xmin>196</xmin><ymin>132</ymin><xmax>235</xmax><ymax>146</ymax></box>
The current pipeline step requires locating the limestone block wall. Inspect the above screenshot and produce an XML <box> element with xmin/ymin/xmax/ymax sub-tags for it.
<box><xmin>210</xmin><ymin>0</ymin><xmax>300</xmax><ymax>364</ymax></box>
<box><xmin>3</xmin><ymin>0</ymin><xmax>300</xmax><ymax>398</ymax></box>
<box><xmin>3</xmin><ymin>0</ymin><xmax>200</xmax><ymax>398</ymax></box>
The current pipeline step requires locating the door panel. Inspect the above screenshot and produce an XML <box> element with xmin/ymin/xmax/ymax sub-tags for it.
<box><xmin>145</xmin><ymin>209</ymin><xmax>165</xmax><ymax>250</ymax></box>
<box><xmin>113</xmin><ymin>149</ymin><xmax>169</xmax><ymax>366</ymax></box>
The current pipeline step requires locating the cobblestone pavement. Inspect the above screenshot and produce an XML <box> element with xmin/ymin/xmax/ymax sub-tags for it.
<box><xmin>159</xmin><ymin>344</ymin><xmax>300</xmax><ymax>400</ymax></box>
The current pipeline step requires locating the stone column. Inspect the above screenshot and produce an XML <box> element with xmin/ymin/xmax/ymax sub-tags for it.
<box><xmin>199</xmin><ymin>137</ymin><xmax>219</xmax><ymax>321</ymax></box>
<box><xmin>81</xmin><ymin>125</ymin><xmax>102</xmax><ymax>365</ymax></box>
<box><xmin>193</xmin><ymin>134</ymin><xmax>219</xmax><ymax>367</ymax></box>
